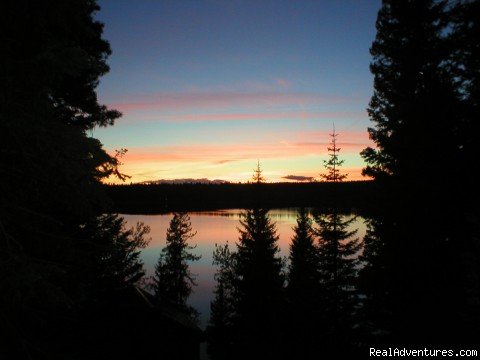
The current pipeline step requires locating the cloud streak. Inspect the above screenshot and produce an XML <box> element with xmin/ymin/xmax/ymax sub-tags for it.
<box><xmin>282</xmin><ymin>175</ymin><xmax>315</xmax><ymax>182</ymax></box>
<box><xmin>109</xmin><ymin>92</ymin><xmax>364</xmax><ymax>113</ymax></box>
<box><xmin>119</xmin><ymin>110</ymin><xmax>367</xmax><ymax>124</ymax></box>
<box><xmin>119</xmin><ymin>137</ymin><xmax>370</xmax><ymax>164</ymax></box>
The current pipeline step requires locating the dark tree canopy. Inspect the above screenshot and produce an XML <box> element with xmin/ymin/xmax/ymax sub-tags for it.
<box><xmin>235</xmin><ymin>209</ymin><xmax>285</xmax><ymax>312</ymax></box>
<box><xmin>78</xmin><ymin>214</ymin><xmax>150</xmax><ymax>297</ymax></box>
<box><xmin>287</xmin><ymin>208</ymin><xmax>319</xmax><ymax>299</ymax></box>
<box><xmin>448</xmin><ymin>0</ymin><xmax>480</xmax><ymax>192</ymax></box>
<box><xmin>313</xmin><ymin>211</ymin><xmax>361</xmax><ymax>350</ymax></box>
<box><xmin>207</xmin><ymin>243</ymin><xmax>236</xmax><ymax>360</ymax></box>
<box><xmin>361</xmin><ymin>0</ymin><xmax>460</xmax><ymax>185</ymax></box>
<box><xmin>151</xmin><ymin>212</ymin><xmax>201</xmax><ymax>319</ymax></box>
<box><xmin>207</xmin><ymin>209</ymin><xmax>285</xmax><ymax>359</ymax></box>
<box><xmin>0</xmin><ymin>1</ymin><xmax>140</xmax><ymax>358</ymax></box>
<box><xmin>2</xmin><ymin>0</ymin><xmax>121</xmax><ymax>130</ymax></box>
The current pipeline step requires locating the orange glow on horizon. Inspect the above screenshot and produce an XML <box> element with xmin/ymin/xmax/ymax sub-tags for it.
<box><xmin>103</xmin><ymin>130</ymin><xmax>373</xmax><ymax>184</ymax></box>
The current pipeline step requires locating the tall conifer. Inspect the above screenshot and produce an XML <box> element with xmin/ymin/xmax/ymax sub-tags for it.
<box><xmin>152</xmin><ymin>212</ymin><xmax>200</xmax><ymax>319</ymax></box>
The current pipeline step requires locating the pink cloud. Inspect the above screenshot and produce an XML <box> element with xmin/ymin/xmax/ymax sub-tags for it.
<box><xmin>108</xmin><ymin>92</ymin><xmax>363</xmax><ymax>114</ymax></box>
<box><xmin>122</xmin><ymin>110</ymin><xmax>367</xmax><ymax>123</ymax></box>
<box><xmin>119</xmin><ymin>134</ymin><xmax>370</xmax><ymax>165</ymax></box>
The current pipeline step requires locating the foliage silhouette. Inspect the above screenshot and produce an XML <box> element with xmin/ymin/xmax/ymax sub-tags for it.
<box><xmin>356</xmin><ymin>0</ymin><xmax>480</xmax><ymax>352</ymax></box>
<box><xmin>320</xmin><ymin>126</ymin><xmax>348</xmax><ymax>182</ymax></box>
<box><xmin>78</xmin><ymin>214</ymin><xmax>150</xmax><ymax>297</ymax></box>
<box><xmin>314</xmin><ymin>213</ymin><xmax>360</xmax><ymax>319</ymax></box>
<box><xmin>0</xmin><ymin>1</ymin><xmax>154</xmax><ymax>358</ymax></box>
<box><xmin>285</xmin><ymin>208</ymin><xmax>322</xmax><ymax>359</ymax></box>
<box><xmin>361</xmin><ymin>0</ymin><xmax>461</xmax><ymax>191</ymax></box>
<box><xmin>251</xmin><ymin>160</ymin><xmax>265</xmax><ymax>184</ymax></box>
<box><xmin>207</xmin><ymin>243</ymin><xmax>236</xmax><ymax>360</ymax></box>
<box><xmin>288</xmin><ymin>209</ymin><xmax>319</xmax><ymax>299</ymax></box>
<box><xmin>151</xmin><ymin>212</ymin><xmax>201</xmax><ymax>320</ymax></box>
<box><xmin>207</xmin><ymin>208</ymin><xmax>286</xmax><ymax>359</ymax></box>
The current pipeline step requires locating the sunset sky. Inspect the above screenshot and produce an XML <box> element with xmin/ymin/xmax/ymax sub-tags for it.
<box><xmin>94</xmin><ymin>0</ymin><xmax>381</xmax><ymax>183</ymax></box>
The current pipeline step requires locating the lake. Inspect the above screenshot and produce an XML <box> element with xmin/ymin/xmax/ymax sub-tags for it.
<box><xmin>122</xmin><ymin>208</ymin><xmax>367</xmax><ymax>328</ymax></box>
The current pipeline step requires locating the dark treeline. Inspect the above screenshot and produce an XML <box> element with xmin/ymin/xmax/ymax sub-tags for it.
<box><xmin>104</xmin><ymin>181</ymin><xmax>381</xmax><ymax>214</ymax></box>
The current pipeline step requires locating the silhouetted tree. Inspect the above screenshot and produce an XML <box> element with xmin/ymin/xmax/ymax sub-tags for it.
<box><xmin>314</xmin><ymin>123</ymin><xmax>361</xmax><ymax>353</ymax></box>
<box><xmin>79</xmin><ymin>214</ymin><xmax>150</xmax><ymax>297</ymax></box>
<box><xmin>361</xmin><ymin>0</ymin><xmax>459</xmax><ymax>188</ymax></box>
<box><xmin>320</xmin><ymin>127</ymin><xmax>348</xmax><ymax>182</ymax></box>
<box><xmin>356</xmin><ymin>215</ymin><xmax>397</xmax><ymax>347</ymax></box>
<box><xmin>208</xmin><ymin>209</ymin><xmax>285</xmax><ymax>359</ymax></box>
<box><xmin>207</xmin><ymin>243</ymin><xmax>236</xmax><ymax>360</ymax></box>
<box><xmin>1</xmin><ymin>1</ymin><xmax>127</xmax><ymax>358</ymax></box>
<box><xmin>286</xmin><ymin>208</ymin><xmax>320</xmax><ymax>358</ymax></box>
<box><xmin>233</xmin><ymin>208</ymin><xmax>285</xmax><ymax>357</ymax></box>
<box><xmin>356</xmin><ymin>1</ymin><xmax>480</xmax><ymax>350</ymax></box>
<box><xmin>313</xmin><ymin>212</ymin><xmax>361</xmax><ymax>349</ymax></box>
<box><xmin>251</xmin><ymin>160</ymin><xmax>265</xmax><ymax>184</ymax></box>
<box><xmin>152</xmin><ymin>212</ymin><xmax>201</xmax><ymax>319</ymax></box>
<box><xmin>288</xmin><ymin>208</ymin><xmax>318</xmax><ymax>300</ymax></box>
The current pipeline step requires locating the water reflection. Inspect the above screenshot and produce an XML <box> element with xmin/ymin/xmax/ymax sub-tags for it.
<box><xmin>122</xmin><ymin>208</ymin><xmax>366</xmax><ymax>327</ymax></box>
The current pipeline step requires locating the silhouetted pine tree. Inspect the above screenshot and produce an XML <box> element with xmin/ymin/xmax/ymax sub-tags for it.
<box><xmin>360</xmin><ymin>0</ymin><xmax>459</xmax><ymax>187</ymax></box>
<box><xmin>251</xmin><ymin>160</ymin><xmax>265</xmax><ymax>184</ymax></box>
<box><xmin>320</xmin><ymin>127</ymin><xmax>348</xmax><ymax>182</ymax></box>
<box><xmin>288</xmin><ymin>208</ymin><xmax>318</xmax><ymax>301</ymax></box>
<box><xmin>79</xmin><ymin>214</ymin><xmax>150</xmax><ymax>297</ymax></box>
<box><xmin>315</xmin><ymin>127</ymin><xmax>361</xmax><ymax>354</ymax></box>
<box><xmin>1</xmin><ymin>1</ymin><xmax>130</xmax><ymax>358</ymax></box>
<box><xmin>355</xmin><ymin>0</ymin><xmax>480</xmax><ymax>349</ymax></box>
<box><xmin>313</xmin><ymin>212</ymin><xmax>361</xmax><ymax>347</ymax></box>
<box><xmin>234</xmin><ymin>208</ymin><xmax>285</xmax><ymax>357</ymax></box>
<box><xmin>356</xmin><ymin>214</ymin><xmax>398</xmax><ymax>347</ymax></box>
<box><xmin>286</xmin><ymin>208</ymin><xmax>320</xmax><ymax>359</ymax></box>
<box><xmin>151</xmin><ymin>212</ymin><xmax>200</xmax><ymax>319</ymax></box>
<box><xmin>207</xmin><ymin>243</ymin><xmax>236</xmax><ymax>360</ymax></box>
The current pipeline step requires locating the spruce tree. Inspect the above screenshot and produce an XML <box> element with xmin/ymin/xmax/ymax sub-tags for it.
<box><xmin>251</xmin><ymin>160</ymin><xmax>265</xmax><ymax>184</ymax></box>
<box><xmin>361</xmin><ymin>0</ymin><xmax>459</xmax><ymax>185</ymax></box>
<box><xmin>320</xmin><ymin>127</ymin><xmax>348</xmax><ymax>182</ymax></box>
<box><xmin>1</xmin><ymin>1</ymin><xmax>129</xmax><ymax>357</ymax></box>
<box><xmin>207</xmin><ymin>243</ymin><xmax>236</xmax><ymax>360</ymax></box>
<box><xmin>79</xmin><ymin>214</ymin><xmax>150</xmax><ymax>297</ymax></box>
<box><xmin>315</xmin><ymin>126</ymin><xmax>361</xmax><ymax>353</ymax></box>
<box><xmin>235</xmin><ymin>208</ymin><xmax>284</xmax><ymax>316</ymax></box>
<box><xmin>286</xmin><ymin>208</ymin><xmax>320</xmax><ymax>358</ymax></box>
<box><xmin>357</xmin><ymin>1</ymin><xmax>479</xmax><ymax>347</ymax></box>
<box><xmin>314</xmin><ymin>213</ymin><xmax>360</xmax><ymax>311</ymax></box>
<box><xmin>151</xmin><ymin>212</ymin><xmax>200</xmax><ymax>319</ymax></box>
<box><xmin>235</xmin><ymin>208</ymin><xmax>285</xmax><ymax>357</ymax></box>
<box><xmin>288</xmin><ymin>208</ymin><xmax>318</xmax><ymax>301</ymax></box>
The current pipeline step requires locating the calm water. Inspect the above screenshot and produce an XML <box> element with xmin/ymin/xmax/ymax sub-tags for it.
<box><xmin>122</xmin><ymin>208</ymin><xmax>367</xmax><ymax>328</ymax></box>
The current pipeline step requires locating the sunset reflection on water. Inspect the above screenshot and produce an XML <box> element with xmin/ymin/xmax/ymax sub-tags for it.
<box><xmin>122</xmin><ymin>209</ymin><xmax>366</xmax><ymax>327</ymax></box>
